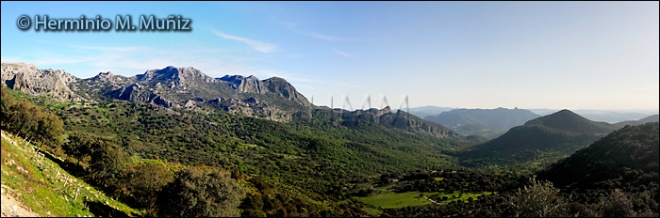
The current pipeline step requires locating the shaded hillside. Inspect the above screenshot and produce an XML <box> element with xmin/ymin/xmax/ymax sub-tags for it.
<box><xmin>538</xmin><ymin>122</ymin><xmax>659</xmax><ymax>191</ymax></box>
<box><xmin>424</xmin><ymin>107</ymin><xmax>539</xmax><ymax>139</ymax></box>
<box><xmin>312</xmin><ymin>106</ymin><xmax>461</xmax><ymax>140</ymax></box>
<box><xmin>457</xmin><ymin>109</ymin><xmax>618</xmax><ymax>169</ymax></box>
<box><xmin>614</xmin><ymin>114</ymin><xmax>659</xmax><ymax>128</ymax></box>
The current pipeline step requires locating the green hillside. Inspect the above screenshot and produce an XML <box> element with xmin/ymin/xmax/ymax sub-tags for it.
<box><xmin>539</xmin><ymin>122</ymin><xmax>659</xmax><ymax>191</ymax></box>
<box><xmin>1</xmin><ymin>85</ymin><xmax>464</xmax><ymax>216</ymax></box>
<box><xmin>458</xmin><ymin>109</ymin><xmax>618</xmax><ymax>169</ymax></box>
<box><xmin>1</xmin><ymin>131</ymin><xmax>141</xmax><ymax>217</ymax></box>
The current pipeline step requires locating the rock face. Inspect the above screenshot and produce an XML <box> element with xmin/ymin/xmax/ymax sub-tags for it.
<box><xmin>1</xmin><ymin>63</ymin><xmax>83</xmax><ymax>102</ymax></box>
<box><xmin>217</xmin><ymin>75</ymin><xmax>309</xmax><ymax>105</ymax></box>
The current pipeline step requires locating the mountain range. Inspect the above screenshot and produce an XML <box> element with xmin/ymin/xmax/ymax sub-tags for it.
<box><xmin>1</xmin><ymin>62</ymin><xmax>458</xmax><ymax>139</ymax></box>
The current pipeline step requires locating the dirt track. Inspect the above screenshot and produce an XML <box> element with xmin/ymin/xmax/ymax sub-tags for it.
<box><xmin>1</xmin><ymin>184</ymin><xmax>39</xmax><ymax>217</ymax></box>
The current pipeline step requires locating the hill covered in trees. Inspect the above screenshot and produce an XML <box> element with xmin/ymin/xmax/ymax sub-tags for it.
<box><xmin>539</xmin><ymin>122</ymin><xmax>659</xmax><ymax>191</ymax></box>
<box><xmin>457</xmin><ymin>109</ymin><xmax>618</xmax><ymax>169</ymax></box>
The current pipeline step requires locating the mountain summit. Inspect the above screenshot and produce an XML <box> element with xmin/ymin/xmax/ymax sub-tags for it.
<box><xmin>524</xmin><ymin>109</ymin><xmax>615</xmax><ymax>134</ymax></box>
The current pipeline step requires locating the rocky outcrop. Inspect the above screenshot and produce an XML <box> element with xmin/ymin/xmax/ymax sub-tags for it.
<box><xmin>218</xmin><ymin>75</ymin><xmax>310</xmax><ymax>106</ymax></box>
<box><xmin>218</xmin><ymin>75</ymin><xmax>265</xmax><ymax>93</ymax></box>
<box><xmin>1</xmin><ymin>63</ymin><xmax>83</xmax><ymax>102</ymax></box>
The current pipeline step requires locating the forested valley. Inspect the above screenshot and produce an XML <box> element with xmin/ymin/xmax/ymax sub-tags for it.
<box><xmin>1</xmin><ymin>84</ymin><xmax>658</xmax><ymax>217</ymax></box>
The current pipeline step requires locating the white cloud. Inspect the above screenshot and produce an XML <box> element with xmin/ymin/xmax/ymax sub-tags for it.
<box><xmin>333</xmin><ymin>49</ymin><xmax>352</xmax><ymax>58</ymax></box>
<box><xmin>211</xmin><ymin>29</ymin><xmax>278</xmax><ymax>53</ymax></box>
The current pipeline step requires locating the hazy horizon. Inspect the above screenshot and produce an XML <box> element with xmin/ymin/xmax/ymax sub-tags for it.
<box><xmin>2</xmin><ymin>2</ymin><xmax>658</xmax><ymax>110</ymax></box>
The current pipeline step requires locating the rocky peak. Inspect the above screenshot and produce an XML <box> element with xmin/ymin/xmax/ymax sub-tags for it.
<box><xmin>137</xmin><ymin>66</ymin><xmax>214</xmax><ymax>84</ymax></box>
<box><xmin>218</xmin><ymin>75</ymin><xmax>264</xmax><ymax>93</ymax></box>
<box><xmin>262</xmin><ymin>77</ymin><xmax>309</xmax><ymax>105</ymax></box>
<box><xmin>90</xmin><ymin>72</ymin><xmax>120</xmax><ymax>82</ymax></box>
<box><xmin>1</xmin><ymin>62</ymin><xmax>82</xmax><ymax>102</ymax></box>
<box><xmin>97</xmin><ymin>71</ymin><xmax>115</xmax><ymax>78</ymax></box>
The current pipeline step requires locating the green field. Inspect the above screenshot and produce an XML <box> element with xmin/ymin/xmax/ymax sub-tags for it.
<box><xmin>354</xmin><ymin>191</ymin><xmax>441</xmax><ymax>208</ymax></box>
<box><xmin>433</xmin><ymin>191</ymin><xmax>495</xmax><ymax>203</ymax></box>
<box><xmin>354</xmin><ymin>190</ymin><xmax>495</xmax><ymax>209</ymax></box>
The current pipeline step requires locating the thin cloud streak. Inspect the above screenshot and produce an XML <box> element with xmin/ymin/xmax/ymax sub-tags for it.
<box><xmin>304</xmin><ymin>32</ymin><xmax>355</xmax><ymax>42</ymax></box>
<box><xmin>333</xmin><ymin>49</ymin><xmax>352</xmax><ymax>58</ymax></box>
<box><xmin>211</xmin><ymin>29</ymin><xmax>278</xmax><ymax>53</ymax></box>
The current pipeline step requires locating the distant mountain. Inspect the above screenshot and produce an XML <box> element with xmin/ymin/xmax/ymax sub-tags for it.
<box><xmin>458</xmin><ymin>109</ymin><xmax>618</xmax><ymax>168</ymax></box>
<box><xmin>614</xmin><ymin>115</ymin><xmax>659</xmax><ymax>128</ymax></box>
<box><xmin>527</xmin><ymin>109</ymin><xmax>558</xmax><ymax>116</ymax></box>
<box><xmin>528</xmin><ymin>108</ymin><xmax>656</xmax><ymax>123</ymax></box>
<box><xmin>424</xmin><ymin>107</ymin><xmax>540</xmax><ymax>139</ymax></box>
<box><xmin>538</xmin><ymin>122</ymin><xmax>659</xmax><ymax>191</ymax></box>
<box><xmin>577</xmin><ymin>111</ymin><xmax>654</xmax><ymax>123</ymax></box>
<box><xmin>408</xmin><ymin>106</ymin><xmax>455</xmax><ymax>119</ymax></box>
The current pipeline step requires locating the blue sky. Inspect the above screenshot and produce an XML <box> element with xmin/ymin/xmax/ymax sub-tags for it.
<box><xmin>1</xmin><ymin>1</ymin><xmax>658</xmax><ymax>110</ymax></box>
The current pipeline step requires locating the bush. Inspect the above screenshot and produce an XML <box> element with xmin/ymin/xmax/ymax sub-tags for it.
<box><xmin>157</xmin><ymin>168</ymin><xmax>246</xmax><ymax>217</ymax></box>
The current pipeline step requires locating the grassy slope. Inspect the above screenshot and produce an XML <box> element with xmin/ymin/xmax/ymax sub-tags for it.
<box><xmin>1</xmin><ymin>131</ymin><xmax>141</xmax><ymax>217</ymax></box>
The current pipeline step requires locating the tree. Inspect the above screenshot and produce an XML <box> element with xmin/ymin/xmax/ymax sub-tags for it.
<box><xmin>505</xmin><ymin>176</ymin><xmax>567</xmax><ymax>217</ymax></box>
<box><xmin>598</xmin><ymin>189</ymin><xmax>637</xmax><ymax>217</ymax></box>
<box><xmin>157</xmin><ymin>168</ymin><xmax>246</xmax><ymax>217</ymax></box>
<box><xmin>0</xmin><ymin>86</ymin><xmax>15</xmax><ymax>129</ymax></box>
<box><xmin>118</xmin><ymin>161</ymin><xmax>174</xmax><ymax>213</ymax></box>
<box><xmin>62</xmin><ymin>132</ymin><xmax>94</xmax><ymax>165</ymax></box>
<box><xmin>1</xmin><ymin>86</ymin><xmax>65</xmax><ymax>153</ymax></box>
<box><xmin>87</xmin><ymin>136</ymin><xmax>126</xmax><ymax>192</ymax></box>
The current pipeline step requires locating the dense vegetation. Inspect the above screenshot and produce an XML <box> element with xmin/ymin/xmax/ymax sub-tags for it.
<box><xmin>1</xmin><ymin>85</ymin><xmax>65</xmax><ymax>153</ymax></box>
<box><xmin>2</xmin><ymin>83</ymin><xmax>659</xmax><ymax>217</ymax></box>
<box><xmin>2</xmin><ymin>85</ymin><xmax>463</xmax><ymax>216</ymax></box>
